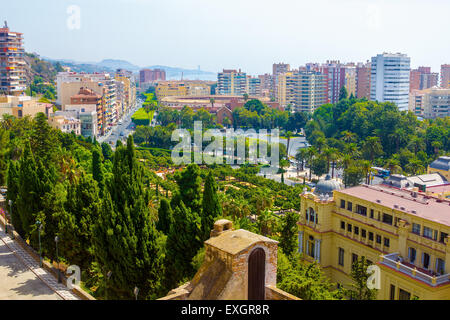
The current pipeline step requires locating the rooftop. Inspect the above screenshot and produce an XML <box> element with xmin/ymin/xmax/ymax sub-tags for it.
<box><xmin>205</xmin><ymin>229</ymin><xmax>278</xmax><ymax>255</ymax></box>
<box><xmin>336</xmin><ymin>185</ymin><xmax>450</xmax><ymax>226</ymax></box>
<box><xmin>430</xmin><ymin>156</ymin><xmax>450</xmax><ymax>171</ymax></box>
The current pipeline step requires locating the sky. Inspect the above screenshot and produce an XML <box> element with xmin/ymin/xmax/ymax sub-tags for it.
<box><xmin>2</xmin><ymin>0</ymin><xmax>449</xmax><ymax>75</ymax></box>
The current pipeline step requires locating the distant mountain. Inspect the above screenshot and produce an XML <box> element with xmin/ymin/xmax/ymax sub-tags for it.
<box><xmin>42</xmin><ymin>57</ymin><xmax>217</xmax><ymax>81</ymax></box>
<box><xmin>145</xmin><ymin>65</ymin><xmax>217</xmax><ymax>81</ymax></box>
<box><xmin>97</xmin><ymin>59</ymin><xmax>141</xmax><ymax>72</ymax></box>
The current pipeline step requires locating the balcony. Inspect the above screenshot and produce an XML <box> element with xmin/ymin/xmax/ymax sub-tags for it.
<box><xmin>380</xmin><ymin>253</ymin><xmax>450</xmax><ymax>287</ymax></box>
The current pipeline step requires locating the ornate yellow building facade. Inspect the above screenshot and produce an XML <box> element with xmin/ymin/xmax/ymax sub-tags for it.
<box><xmin>299</xmin><ymin>179</ymin><xmax>450</xmax><ymax>300</ymax></box>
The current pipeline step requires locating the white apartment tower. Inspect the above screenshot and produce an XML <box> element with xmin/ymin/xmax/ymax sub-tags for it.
<box><xmin>370</xmin><ymin>53</ymin><xmax>410</xmax><ymax>111</ymax></box>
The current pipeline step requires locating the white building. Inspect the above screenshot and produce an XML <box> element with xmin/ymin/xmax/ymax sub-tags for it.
<box><xmin>370</xmin><ymin>53</ymin><xmax>411</xmax><ymax>111</ymax></box>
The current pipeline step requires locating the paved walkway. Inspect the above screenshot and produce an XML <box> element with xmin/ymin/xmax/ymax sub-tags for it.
<box><xmin>0</xmin><ymin>225</ymin><xmax>79</xmax><ymax>300</ymax></box>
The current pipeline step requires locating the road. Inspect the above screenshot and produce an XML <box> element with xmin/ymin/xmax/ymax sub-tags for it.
<box><xmin>98</xmin><ymin>100</ymin><xmax>145</xmax><ymax>147</ymax></box>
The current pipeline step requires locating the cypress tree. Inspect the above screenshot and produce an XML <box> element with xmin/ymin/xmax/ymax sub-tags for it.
<box><xmin>173</xmin><ymin>164</ymin><xmax>202</xmax><ymax>214</ymax></box>
<box><xmin>200</xmin><ymin>171</ymin><xmax>222</xmax><ymax>241</ymax></box>
<box><xmin>279</xmin><ymin>210</ymin><xmax>300</xmax><ymax>256</ymax></box>
<box><xmin>156</xmin><ymin>198</ymin><xmax>173</xmax><ymax>235</ymax></box>
<box><xmin>92</xmin><ymin>149</ymin><xmax>105</xmax><ymax>195</ymax></box>
<box><xmin>165</xmin><ymin>199</ymin><xmax>202</xmax><ymax>289</ymax></box>
<box><xmin>6</xmin><ymin>161</ymin><xmax>22</xmax><ymax>236</ymax></box>
<box><xmin>0</xmin><ymin>128</ymin><xmax>9</xmax><ymax>186</ymax></box>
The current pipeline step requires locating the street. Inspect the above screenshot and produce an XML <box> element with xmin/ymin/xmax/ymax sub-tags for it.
<box><xmin>98</xmin><ymin>100</ymin><xmax>144</xmax><ymax>147</ymax></box>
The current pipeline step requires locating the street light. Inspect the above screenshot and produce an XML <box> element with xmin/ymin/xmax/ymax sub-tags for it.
<box><xmin>105</xmin><ymin>270</ymin><xmax>112</xmax><ymax>300</ymax></box>
<box><xmin>55</xmin><ymin>236</ymin><xmax>61</xmax><ymax>283</ymax></box>
<box><xmin>36</xmin><ymin>220</ymin><xmax>43</xmax><ymax>267</ymax></box>
<box><xmin>8</xmin><ymin>200</ymin><xmax>13</xmax><ymax>239</ymax></box>
<box><xmin>134</xmin><ymin>286</ymin><xmax>139</xmax><ymax>301</ymax></box>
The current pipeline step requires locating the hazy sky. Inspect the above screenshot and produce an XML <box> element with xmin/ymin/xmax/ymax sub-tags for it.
<box><xmin>3</xmin><ymin>0</ymin><xmax>449</xmax><ymax>75</ymax></box>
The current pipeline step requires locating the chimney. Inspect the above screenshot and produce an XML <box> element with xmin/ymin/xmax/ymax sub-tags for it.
<box><xmin>210</xmin><ymin>219</ymin><xmax>234</xmax><ymax>238</ymax></box>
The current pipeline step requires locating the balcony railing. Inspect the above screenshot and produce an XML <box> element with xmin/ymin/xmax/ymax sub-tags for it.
<box><xmin>380</xmin><ymin>253</ymin><xmax>450</xmax><ymax>287</ymax></box>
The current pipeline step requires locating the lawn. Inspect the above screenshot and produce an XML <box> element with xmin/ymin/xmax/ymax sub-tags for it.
<box><xmin>132</xmin><ymin>108</ymin><xmax>154</xmax><ymax>126</ymax></box>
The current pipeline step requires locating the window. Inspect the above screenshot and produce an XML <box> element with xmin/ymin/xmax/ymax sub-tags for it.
<box><xmin>436</xmin><ymin>258</ymin><xmax>445</xmax><ymax>275</ymax></box>
<box><xmin>412</xmin><ymin>223</ymin><xmax>421</xmax><ymax>235</ymax></box>
<box><xmin>384</xmin><ymin>237</ymin><xmax>390</xmax><ymax>247</ymax></box>
<box><xmin>390</xmin><ymin>285</ymin><xmax>396</xmax><ymax>300</ymax></box>
<box><xmin>340</xmin><ymin>200</ymin><xmax>345</xmax><ymax>209</ymax></box>
<box><xmin>423</xmin><ymin>253</ymin><xmax>430</xmax><ymax>269</ymax></box>
<box><xmin>423</xmin><ymin>227</ymin><xmax>434</xmax><ymax>239</ymax></box>
<box><xmin>369</xmin><ymin>232</ymin><xmax>374</xmax><ymax>241</ymax></box>
<box><xmin>347</xmin><ymin>224</ymin><xmax>352</xmax><ymax>232</ymax></box>
<box><xmin>382</xmin><ymin>213</ymin><xmax>393</xmax><ymax>225</ymax></box>
<box><xmin>399</xmin><ymin>289</ymin><xmax>411</xmax><ymax>300</ymax></box>
<box><xmin>376</xmin><ymin>235</ymin><xmax>382</xmax><ymax>244</ymax></box>
<box><xmin>408</xmin><ymin>248</ymin><xmax>416</xmax><ymax>263</ymax></box>
<box><xmin>354</xmin><ymin>226</ymin><xmax>359</xmax><ymax>235</ymax></box>
<box><xmin>347</xmin><ymin>202</ymin><xmax>353</xmax><ymax>212</ymax></box>
<box><xmin>352</xmin><ymin>253</ymin><xmax>358</xmax><ymax>264</ymax></box>
<box><xmin>370</xmin><ymin>209</ymin><xmax>374</xmax><ymax>219</ymax></box>
<box><xmin>362</xmin><ymin>229</ymin><xmax>366</xmax><ymax>238</ymax></box>
<box><xmin>440</xmin><ymin>232</ymin><xmax>448</xmax><ymax>244</ymax></box>
<box><xmin>338</xmin><ymin>248</ymin><xmax>345</xmax><ymax>266</ymax></box>
<box><xmin>340</xmin><ymin>221</ymin><xmax>345</xmax><ymax>230</ymax></box>
<box><xmin>307</xmin><ymin>236</ymin><xmax>315</xmax><ymax>258</ymax></box>
<box><xmin>356</xmin><ymin>205</ymin><xmax>367</xmax><ymax>216</ymax></box>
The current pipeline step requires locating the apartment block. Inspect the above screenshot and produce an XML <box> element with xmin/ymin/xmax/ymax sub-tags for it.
<box><xmin>139</xmin><ymin>68</ymin><xmax>166</xmax><ymax>84</ymax></box>
<box><xmin>277</xmin><ymin>70</ymin><xmax>327</xmax><ymax>113</ymax></box>
<box><xmin>344</xmin><ymin>64</ymin><xmax>357</xmax><ymax>97</ymax></box>
<box><xmin>356</xmin><ymin>61</ymin><xmax>371</xmax><ymax>99</ymax></box>
<box><xmin>299</xmin><ymin>178</ymin><xmax>450</xmax><ymax>300</ymax></box>
<box><xmin>0</xmin><ymin>22</ymin><xmax>26</xmax><ymax>96</ymax></box>
<box><xmin>115</xmin><ymin>68</ymin><xmax>136</xmax><ymax>115</ymax></box>
<box><xmin>48</xmin><ymin>114</ymin><xmax>81</xmax><ymax>135</ymax></box>
<box><xmin>248</xmin><ymin>77</ymin><xmax>262</xmax><ymax>96</ymax></box>
<box><xmin>409</xmin><ymin>87</ymin><xmax>450</xmax><ymax>119</ymax></box>
<box><xmin>155</xmin><ymin>81</ymin><xmax>212</xmax><ymax>100</ymax></box>
<box><xmin>370</xmin><ymin>53</ymin><xmax>411</xmax><ymax>111</ymax></box>
<box><xmin>441</xmin><ymin>65</ymin><xmax>450</xmax><ymax>88</ymax></box>
<box><xmin>272</xmin><ymin>63</ymin><xmax>290</xmax><ymax>98</ymax></box>
<box><xmin>217</xmin><ymin>69</ymin><xmax>249</xmax><ymax>96</ymax></box>
<box><xmin>67</xmin><ymin>87</ymin><xmax>104</xmax><ymax>136</ymax></box>
<box><xmin>410</xmin><ymin>67</ymin><xmax>439</xmax><ymax>92</ymax></box>
<box><xmin>0</xmin><ymin>95</ymin><xmax>53</xmax><ymax>119</ymax></box>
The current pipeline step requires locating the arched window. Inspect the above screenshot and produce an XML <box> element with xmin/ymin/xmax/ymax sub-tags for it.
<box><xmin>308</xmin><ymin>207</ymin><xmax>317</xmax><ymax>224</ymax></box>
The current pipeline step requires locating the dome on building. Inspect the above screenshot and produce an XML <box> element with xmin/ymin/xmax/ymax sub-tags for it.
<box><xmin>314</xmin><ymin>175</ymin><xmax>342</xmax><ymax>197</ymax></box>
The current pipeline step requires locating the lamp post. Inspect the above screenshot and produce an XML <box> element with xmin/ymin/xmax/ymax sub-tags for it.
<box><xmin>55</xmin><ymin>236</ymin><xmax>61</xmax><ymax>283</ymax></box>
<box><xmin>8</xmin><ymin>199</ymin><xmax>13</xmax><ymax>239</ymax></box>
<box><xmin>105</xmin><ymin>270</ymin><xmax>112</xmax><ymax>300</ymax></box>
<box><xmin>134</xmin><ymin>286</ymin><xmax>139</xmax><ymax>301</ymax></box>
<box><xmin>36</xmin><ymin>221</ymin><xmax>43</xmax><ymax>267</ymax></box>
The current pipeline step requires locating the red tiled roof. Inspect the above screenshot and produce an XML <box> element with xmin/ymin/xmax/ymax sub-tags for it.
<box><xmin>336</xmin><ymin>185</ymin><xmax>450</xmax><ymax>226</ymax></box>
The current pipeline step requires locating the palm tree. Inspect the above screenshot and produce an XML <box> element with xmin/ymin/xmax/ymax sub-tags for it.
<box><xmin>285</xmin><ymin>131</ymin><xmax>293</xmax><ymax>158</ymax></box>
<box><xmin>315</xmin><ymin>137</ymin><xmax>327</xmax><ymax>153</ymax></box>
<box><xmin>210</xmin><ymin>97</ymin><xmax>215</xmax><ymax>108</ymax></box>
<box><xmin>295</xmin><ymin>148</ymin><xmax>308</xmax><ymax>174</ymax></box>
<box><xmin>341</xmin><ymin>130</ymin><xmax>356</xmax><ymax>144</ymax></box>
<box><xmin>305</xmin><ymin>146</ymin><xmax>317</xmax><ymax>181</ymax></box>
<box><xmin>243</xmin><ymin>93</ymin><xmax>249</xmax><ymax>102</ymax></box>
<box><xmin>362</xmin><ymin>137</ymin><xmax>383</xmax><ymax>162</ymax></box>
<box><xmin>384</xmin><ymin>158</ymin><xmax>402</xmax><ymax>175</ymax></box>
<box><xmin>361</xmin><ymin>160</ymin><xmax>372</xmax><ymax>185</ymax></box>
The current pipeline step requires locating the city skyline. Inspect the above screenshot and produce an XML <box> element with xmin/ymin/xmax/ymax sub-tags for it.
<box><xmin>2</xmin><ymin>0</ymin><xmax>449</xmax><ymax>75</ymax></box>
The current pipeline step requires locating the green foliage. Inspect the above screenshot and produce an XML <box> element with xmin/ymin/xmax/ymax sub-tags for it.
<box><xmin>279</xmin><ymin>210</ymin><xmax>299</xmax><ymax>256</ymax></box>
<box><xmin>201</xmin><ymin>171</ymin><xmax>222</xmax><ymax>241</ymax></box>
<box><xmin>156</xmin><ymin>198</ymin><xmax>174</xmax><ymax>235</ymax></box>
<box><xmin>344</xmin><ymin>256</ymin><xmax>378</xmax><ymax>300</ymax></box>
<box><xmin>277</xmin><ymin>251</ymin><xmax>342</xmax><ymax>300</ymax></box>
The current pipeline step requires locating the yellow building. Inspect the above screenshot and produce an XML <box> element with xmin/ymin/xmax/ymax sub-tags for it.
<box><xmin>155</xmin><ymin>81</ymin><xmax>211</xmax><ymax>100</ymax></box>
<box><xmin>299</xmin><ymin>176</ymin><xmax>450</xmax><ymax>300</ymax></box>
<box><xmin>428</xmin><ymin>156</ymin><xmax>450</xmax><ymax>180</ymax></box>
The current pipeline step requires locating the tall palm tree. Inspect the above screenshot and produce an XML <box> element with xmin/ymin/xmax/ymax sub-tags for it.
<box><xmin>285</xmin><ymin>131</ymin><xmax>293</xmax><ymax>158</ymax></box>
<box><xmin>341</xmin><ymin>130</ymin><xmax>356</xmax><ymax>144</ymax></box>
<box><xmin>305</xmin><ymin>146</ymin><xmax>317</xmax><ymax>181</ymax></box>
<box><xmin>295</xmin><ymin>148</ymin><xmax>308</xmax><ymax>174</ymax></box>
<box><xmin>384</xmin><ymin>158</ymin><xmax>402</xmax><ymax>175</ymax></box>
<box><xmin>361</xmin><ymin>160</ymin><xmax>372</xmax><ymax>185</ymax></box>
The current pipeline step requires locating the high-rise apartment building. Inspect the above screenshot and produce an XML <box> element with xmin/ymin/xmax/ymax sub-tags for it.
<box><xmin>277</xmin><ymin>70</ymin><xmax>327</xmax><ymax>113</ymax></box>
<box><xmin>344</xmin><ymin>64</ymin><xmax>357</xmax><ymax>98</ymax></box>
<box><xmin>0</xmin><ymin>22</ymin><xmax>26</xmax><ymax>96</ymax></box>
<box><xmin>441</xmin><ymin>64</ymin><xmax>450</xmax><ymax>88</ymax></box>
<box><xmin>370</xmin><ymin>53</ymin><xmax>411</xmax><ymax>111</ymax></box>
<box><xmin>272</xmin><ymin>63</ymin><xmax>290</xmax><ymax>98</ymax></box>
<box><xmin>356</xmin><ymin>61</ymin><xmax>371</xmax><ymax>99</ymax></box>
<box><xmin>410</xmin><ymin>67</ymin><xmax>439</xmax><ymax>92</ymax></box>
<box><xmin>410</xmin><ymin>87</ymin><xmax>450</xmax><ymax>119</ymax></box>
<box><xmin>115</xmin><ymin>68</ymin><xmax>136</xmax><ymax>115</ymax></box>
<box><xmin>248</xmin><ymin>77</ymin><xmax>262</xmax><ymax>96</ymax></box>
<box><xmin>217</xmin><ymin>69</ymin><xmax>249</xmax><ymax>96</ymax></box>
<box><xmin>139</xmin><ymin>68</ymin><xmax>166</xmax><ymax>83</ymax></box>
<box><xmin>317</xmin><ymin>61</ymin><xmax>346</xmax><ymax>104</ymax></box>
